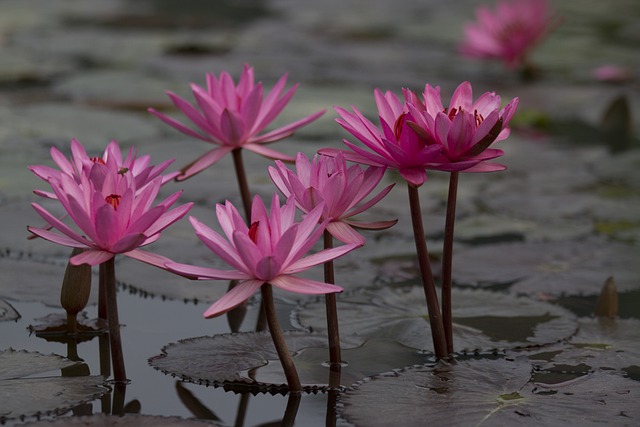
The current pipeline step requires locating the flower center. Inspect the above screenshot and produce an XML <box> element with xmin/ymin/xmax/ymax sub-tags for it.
<box><xmin>444</xmin><ymin>107</ymin><xmax>484</xmax><ymax>129</ymax></box>
<box><xmin>90</xmin><ymin>157</ymin><xmax>106</xmax><ymax>165</ymax></box>
<box><xmin>105</xmin><ymin>194</ymin><xmax>122</xmax><ymax>210</ymax></box>
<box><xmin>393</xmin><ymin>113</ymin><xmax>408</xmax><ymax>141</ymax></box>
<box><xmin>248</xmin><ymin>221</ymin><xmax>260</xmax><ymax>243</ymax></box>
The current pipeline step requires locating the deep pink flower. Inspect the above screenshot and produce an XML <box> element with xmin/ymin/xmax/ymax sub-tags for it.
<box><xmin>28</xmin><ymin>156</ymin><xmax>193</xmax><ymax>266</ymax></box>
<box><xmin>165</xmin><ymin>194</ymin><xmax>358</xmax><ymax>318</ymax></box>
<box><xmin>29</xmin><ymin>139</ymin><xmax>179</xmax><ymax>199</ymax></box>
<box><xmin>459</xmin><ymin>0</ymin><xmax>558</xmax><ymax>69</ymax></box>
<box><xmin>148</xmin><ymin>64</ymin><xmax>325</xmax><ymax>180</ymax></box>
<box><xmin>407</xmin><ymin>81</ymin><xmax>519</xmax><ymax>172</ymax></box>
<box><xmin>320</xmin><ymin>89</ymin><xmax>446</xmax><ymax>187</ymax></box>
<box><xmin>268</xmin><ymin>152</ymin><xmax>397</xmax><ymax>245</ymax></box>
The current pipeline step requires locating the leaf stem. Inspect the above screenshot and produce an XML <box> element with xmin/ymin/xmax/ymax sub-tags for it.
<box><xmin>406</xmin><ymin>184</ymin><xmax>448</xmax><ymax>359</ymax></box>
<box><xmin>231</xmin><ymin>148</ymin><xmax>253</xmax><ymax>224</ymax></box>
<box><xmin>261</xmin><ymin>283</ymin><xmax>302</xmax><ymax>392</ymax></box>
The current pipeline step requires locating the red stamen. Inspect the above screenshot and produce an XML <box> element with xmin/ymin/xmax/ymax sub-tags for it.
<box><xmin>474</xmin><ymin>109</ymin><xmax>484</xmax><ymax>128</ymax></box>
<box><xmin>90</xmin><ymin>157</ymin><xmax>106</xmax><ymax>165</ymax></box>
<box><xmin>105</xmin><ymin>194</ymin><xmax>121</xmax><ymax>210</ymax></box>
<box><xmin>248</xmin><ymin>221</ymin><xmax>260</xmax><ymax>243</ymax></box>
<box><xmin>393</xmin><ymin>113</ymin><xmax>408</xmax><ymax>141</ymax></box>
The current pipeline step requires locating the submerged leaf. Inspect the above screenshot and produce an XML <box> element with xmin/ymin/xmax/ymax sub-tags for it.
<box><xmin>19</xmin><ymin>414</ymin><xmax>225</xmax><ymax>426</ymax></box>
<box><xmin>294</xmin><ymin>286</ymin><xmax>577</xmax><ymax>352</ymax></box>
<box><xmin>340</xmin><ymin>358</ymin><xmax>640</xmax><ymax>427</ymax></box>
<box><xmin>452</xmin><ymin>240</ymin><xmax>640</xmax><ymax>297</ymax></box>
<box><xmin>0</xmin><ymin>349</ymin><xmax>107</xmax><ymax>423</ymax></box>
<box><xmin>0</xmin><ymin>299</ymin><xmax>20</xmax><ymax>321</ymax></box>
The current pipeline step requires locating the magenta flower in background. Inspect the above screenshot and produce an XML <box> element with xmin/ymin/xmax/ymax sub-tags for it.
<box><xmin>29</xmin><ymin>138</ymin><xmax>179</xmax><ymax>199</ymax></box>
<box><xmin>165</xmin><ymin>194</ymin><xmax>358</xmax><ymax>318</ymax></box>
<box><xmin>459</xmin><ymin>0</ymin><xmax>558</xmax><ymax>69</ymax></box>
<box><xmin>148</xmin><ymin>64</ymin><xmax>325</xmax><ymax>180</ymax></box>
<box><xmin>268</xmin><ymin>152</ymin><xmax>397</xmax><ymax>245</ymax></box>
<box><xmin>320</xmin><ymin>89</ymin><xmax>445</xmax><ymax>187</ymax></box>
<box><xmin>408</xmin><ymin>81</ymin><xmax>519</xmax><ymax>172</ymax></box>
<box><xmin>28</xmin><ymin>153</ymin><xmax>193</xmax><ymax>266</ymax></box>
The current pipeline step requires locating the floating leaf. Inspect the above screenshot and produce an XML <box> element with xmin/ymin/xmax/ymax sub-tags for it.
<box><xmin>340</xmin><ymin>358</ymin><xmax>640</xmax><ymax>427</ymax></box>
<box><xmin>19</xmin><ymin>414</ymin><xmax>225</xmax><ymax>426</ymax></box>
<box><xmin>149</xmin><ymin>331</ymin><xmax>328</xmax><ymax>393</ymax></box>
<box><xmin>0</xmin><ymin>349</ymin><xmax>107</xmax><ymax>424</ymax></box>
<box><xmin>294</xmin><ymin>286</ymin><xmax>577</xmax><ymax>352</ymax></box>
<box><xmin>452</xmin><ymin>240</ymin><xmax>640</xmax><ymax>296</ymax></box>
<box><xmin>28</xmin><ymin>312</ymin><xmax>106</xmax><ymax>343</ymax></box>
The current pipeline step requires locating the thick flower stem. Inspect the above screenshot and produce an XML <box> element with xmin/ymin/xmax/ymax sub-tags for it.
<box><xmin>442</xmin><ymin>171</ymin><xmax>459</xmax><ymax>354</ymax></box>
<box><xmin>323</xmin><ymin>230</ymin><xmax>342</xmax><ymax>368</ymax></box>
<box><xmin>98</xmin><ymin>263</ymin><xmax>108</xmax><ymax>321</ymax></box>
<box><xmin>407</xmin><ymin>184</ymin><xmax>448</xmax><ymax>359</ymax></box>
<box><xmin>231</xmin><ymin>148</ymin><xmax>253</xmax><ymax>224</ymax></box>
<box><xmin>261</xmin><ymin>284</ymin><xmax>302</xmax><ymax>393</ymax></box>
<box><xmin>100</xmin><ymin>258</ymin><xmax>127</xmax><ymax>382</ymax></box>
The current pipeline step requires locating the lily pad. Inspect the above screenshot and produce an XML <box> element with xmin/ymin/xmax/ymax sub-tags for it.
<box><xmin>28</xmin><ymin>311</ymin><xmax>106</xmax><ymax>342</ymax></box>
<box><xmin>452</xmin><ymin>240</ymin><xmax>640</xmax><ymax>296</ymax></box>
<box><xmin>149</xmin><ymin>331</ymin><xmax>328</xmax><ymax>393</ymax></box>
<box><xmin>19</xmin><ymin>414</ymin><xmax>224</xmax><ymax>426</ymax></box>
<box><xmin>0</xmin><ymin>349</ymin><xmax>107</xmax><ymax>424</ymax></box>
<box><xmin>293</xmin><ymin>286</ymin><xmax>578</xmax><ymax>352</ymax></box>
<box><xmin>0</xmin><ymin>299</ymin><xmax>20</xmax><ymax>321</ymax></box>
<box><xmin>339</xmin><ymin>358</ymin><xmax>640</xmax><ymax>427</ymax></box>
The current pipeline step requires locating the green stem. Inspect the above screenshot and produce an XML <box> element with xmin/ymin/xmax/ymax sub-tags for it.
<box><xmin>406</xmin><ymin>184</ymin><xmax>448</xmax><ymax>359</ymax></box>
<box><xmin>98</xmin><ymin>262</ymin><xmax>108</xmax><ymax>321</ymax></box>
<box><xmin>442</xmin><ymin>171</ymin><xmax>458</xmax><ymax>354</ymax></box>
<box><xmin>323</xmin><ymin>230</ymin><xmax>342</xmax><ymax>367</ymax></box>
<box><xmin>261</xmin><ymin>284</ymin><xmax>302</xmax><ymax>392</ymax></box>
<box><xmin>231</xmin><ymin>148</ymin><xmax>252</xmax><ymax>224</ymax></box>
<box><xmin>101</xmin><ymin>258</ymin><xmax>127</xmax><ymax>382</ymax></box>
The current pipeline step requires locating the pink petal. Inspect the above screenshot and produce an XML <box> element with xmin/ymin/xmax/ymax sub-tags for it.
<box><xmin>176</xmin><ymin>145</ymin><xmax>235</xmax><ymax>181</ymax></box>
<box><xmin>270</xmin><ymin>275</ymin><xmax>343</xmax><ymax>295</ymax></box>
<box><xmin>252</xmin><ymin>110</ymin><xmax>325</xmax><ymax>144</ymax></box>
<box><xmin>243</xmin><ymin>143</ymin><xmax>295</xmax><ymax>162</ymax></box>
<box><xmin>285</xmin><ymin>243</ymin><xmax>359</xmax><ymax>274</ymax></box>
<box><xmin>165</xmin><ymin>261</ymin><xmax>249</xmax><ymax>280</ymax></box>
<box><xmin>326</xmin><ymin>221</ymin><xmax>365</xmax><ymax>246</ymax></box>
<box><xmin>27</xmin><ymin>225</ymin><xmax>89</xmax><ymax>248</ymax></box>
<box><xmin>344</xmin><ymin>218</ymin><xmax>398</xmax><ymax>230</ymax></box>
<box><xmin>399</xmin><ymin>168</ymin><xmax>428</xmax><ymax>187</ymax></box>
<box><xmin>70</xmin><ymin>249</ymin><xmax>114</xmax><ymax>266</ymax></box>
<box><xmin>203</xmin><ymin>279</ymin><xmax>263</xmax><ymax>318</ymax></box>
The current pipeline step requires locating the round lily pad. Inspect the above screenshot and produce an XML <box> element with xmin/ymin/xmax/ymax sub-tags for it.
<box><xmin>149</xmin><ymin>331</ymin><xmax>328</xmax><ymax>393</ymax></box>
<box><xmin>340</xmin><ymin>358</ymin><xmax>640</xmax><ymax>427</ymax></box>
<box><xmin>0</xmin><ymin>349</ymin><xmax>107</xmax><ymax>424</ymax></box>
<box><xmin>0</xmin><ymin>299</ymin><xmax>20</xmax><ymax>322</ymax></box>
<box><xmin>293</xmin><ymin>286</ymin><xmax>578</xmax><ymax>353</ymax></box>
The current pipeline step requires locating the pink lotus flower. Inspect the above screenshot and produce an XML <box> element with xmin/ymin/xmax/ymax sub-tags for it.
<box><xmin>320</xmin><ymin>89</ymin><xmax>447</xmax><ymax>187</ymax></box>
<box><xmin>268</xmin><ymin>152</ymin><xmax>397</xmax><ymax>245</ymax></box>
<box><xmin>165</xmin><ymin>194</ymin><xmax>358</xmax><ymax>318</ymax></box>
<box><xmin>28</xmin><ymin>156</ymin><xmax>193</xmax><ymax>266</ymax></box>
<box><xmin>29</xmin><ymin>139</ymin><xmax>179</xmax><ymax>199</ymax></box>
<box><xmin>407</xmin><ymin>81</ymin><xmax>519</xmax><ymax>172</ymax></box>
<box><xmin>148</xmin><ymin>64</ymin><xmax>325</xmax><ymax>180</ymax></box>
<box><xmin>459</xmin><ymin>0</ymin><xmax>558</xmax><ymax>69</ymax></box>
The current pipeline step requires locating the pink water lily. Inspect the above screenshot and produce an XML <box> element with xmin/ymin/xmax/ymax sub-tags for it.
<box><xmin>29</xmin><ymin>139</ymin><xmax>179</xmax><ymax>199</ymax></box>
<box><xmin>149</xmin><ymin>64</ymin><xmax>325</xmax><ymax>180</ymax></box>
<box><xmin>408</xmin><ymin>81</ymin><xmax>519</xmax><ymax>172</ymax></box>
<box><xmin>459</xmin><ymin>0</ymin><xmax>558</xmax><ymax>69</ymax></box>
<box><xmin>320</xmin><ymin>89</ymin><xmax>449</xmax><ymax>187</ymax></box>
<box><xmin>268</xmin><ymin>151</ymin><xmax>397</xmax><ymax>245</ymax></box>
<box><xmin>28</xmin><ymin>156</ymin><xmax>193</xmax><ymax>266</ymax></box>
<box><xmin>165</xmin><ymin>194</ymin><xmax>358</xmax><ymax>318</ymax></box>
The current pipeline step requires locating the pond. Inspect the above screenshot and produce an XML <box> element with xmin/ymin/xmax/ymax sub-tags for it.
<box><xmin>1</xmin><ymin>0</ymin><xmax>639</xmax><ymax>426</ymax></box>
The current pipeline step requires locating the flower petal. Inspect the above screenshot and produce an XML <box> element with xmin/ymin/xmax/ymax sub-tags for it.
<box><xmin>270</xmin><ymin>275</ymin><xmax>343</xmax><ymax>295</ymax></box>
<box><xmin>203</xmin><ymin>279</ymin><xmax>264</xmax><ymax>318</ymax></box>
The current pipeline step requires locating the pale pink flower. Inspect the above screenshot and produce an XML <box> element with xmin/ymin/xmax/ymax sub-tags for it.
<box><xmin>320</xmin><ymin>89</ymin><xmax>447</xmax><ymax>187</ymax></box>
<box><xmin>408</xmin><ymin>81</ymin><xmax>519</xmax><ymax>172</ymax></box>
<box><xmin>165</xmin><ymin>194</ymin><xmax>357</xmax><ymax>318</ymax></box>
<box><xmin>593</xmin><ymin>65</ymin><xmax>634</xmax><ymax>83</ymax></box>
<box><xmin>28</xmin><ymin>156</ymin><xmax>193</xmax><ymax>266</ymax></box>
<box><xmin>268</xmin><ymin>152</ymin><xmax>397</xmax><ymax>245</ymax></box>
<box><xmin>149</xmin><ymin>64</ymin><xmax>325</xmax><ymax>180</ymax></box>
<box><xmin>29</xmin><ymin>139</ymin><xmax>179</xmax><ymax>199</ymax></box>
<box><xmin>459</xmin><ymin>0</ymin><xmax>558</xmax><ymax>69</ymax></box>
